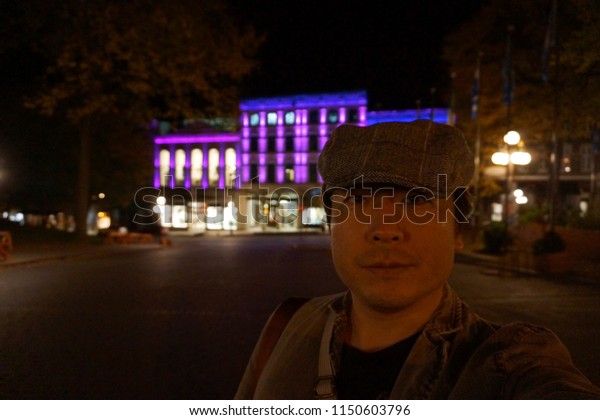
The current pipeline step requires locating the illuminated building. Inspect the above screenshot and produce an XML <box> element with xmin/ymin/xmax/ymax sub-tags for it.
<box><xmin>152</xmin><ymin>90</ymin><xmax>451</xmax><ymax>232</ymax></box>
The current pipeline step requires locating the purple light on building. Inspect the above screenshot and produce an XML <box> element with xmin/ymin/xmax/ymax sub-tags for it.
<box><xmin>154</xmin><ymin>134</ymin><xmax>240</xmax><ymax>144</ymax></box>
<box><xmin>239</xmin><ymin>90</ymin><xmax>367</xmax><ymax>111</ymax></box>
<box><xmin>259</xmin><ymin>166</ymin><xmax>266</xmax><ymax>183</ymax></box>
<box><xmin>339</xmin><ymin>108</ymin><xmax>347</xmax><ymax>124</ymax></box>
<box><xmin>366</xmin><ymin>109</ymin><xmax>449</xmax><ymax>125</ymax></box>
<box><xmin>359</xmin><ymin>106</ymin><xmax>367</xmax><ymax>124</ymax></box>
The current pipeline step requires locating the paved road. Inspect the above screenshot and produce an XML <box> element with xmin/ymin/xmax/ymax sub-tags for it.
<box><xmin>0</xmin><ymin>234</ymin><xmax>598</xmax><ymax>399</ymax></box>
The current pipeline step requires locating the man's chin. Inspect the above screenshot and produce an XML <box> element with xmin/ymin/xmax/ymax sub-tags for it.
<box><xmin>351</xmin><ymin>286</ymin><xmax>444</xmax><ymax>315</ymax></box>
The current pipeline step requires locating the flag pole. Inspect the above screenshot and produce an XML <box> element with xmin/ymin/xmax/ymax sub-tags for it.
<box><xmin>472</xmin><ymin>52</ymin><xmax>483</xmax><ymax>236</ymax></box>
<box><xmin>502</xmin><ymin>25</ymin><xmax>515</xmax><ymax>228</ymax></box>
<box><xmin>547</xmin><ymin>0</ymin><xmax>559</xmax><ymax>232</ymax></box>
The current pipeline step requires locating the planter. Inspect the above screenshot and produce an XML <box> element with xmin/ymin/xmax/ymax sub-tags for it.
<box><xmin>534</xmin><ymin>251</ymin><xmax>572</xmax><ymax>276</ymax></box>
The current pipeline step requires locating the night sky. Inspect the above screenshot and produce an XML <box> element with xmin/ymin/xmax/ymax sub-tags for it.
<box><xmin>0</xmin><ymin>0</ymin><xmax>486</xmax><ymax>211</ymax></box>
<box><xmin>231</xmin><ymin>0</ymin><xmax>485</xmax><ymax>110</ymax></box>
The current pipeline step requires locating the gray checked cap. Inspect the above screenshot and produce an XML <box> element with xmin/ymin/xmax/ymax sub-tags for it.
<box><xmin>318</xmin><ymin>120</ymin><xmax>474</xmax><ymax>197</ymax></box>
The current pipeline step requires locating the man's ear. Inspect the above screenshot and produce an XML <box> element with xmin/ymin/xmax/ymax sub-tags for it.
<box><xmin>454</xmin><ymin>233</ymin><xmax>464</xmax><ymax>250</ymax></box>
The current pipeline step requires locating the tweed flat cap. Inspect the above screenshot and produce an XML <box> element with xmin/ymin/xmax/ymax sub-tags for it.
<box><xmin>318</xmin><ymin>120</ymin><xmax>474</xmax><ymax>197</ymax></box>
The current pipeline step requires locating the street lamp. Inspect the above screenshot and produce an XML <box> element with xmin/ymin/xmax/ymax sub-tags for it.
<box><xmin>491</xmin><ymin>131</ymin><xmax>531</xmax><ymax>226</ymax></box>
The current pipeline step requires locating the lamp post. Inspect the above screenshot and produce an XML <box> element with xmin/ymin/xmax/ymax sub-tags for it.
<box><xmin>491</xmin><ymin>131</ymin><xmax>531</xmax><ymax>227</ymax></box>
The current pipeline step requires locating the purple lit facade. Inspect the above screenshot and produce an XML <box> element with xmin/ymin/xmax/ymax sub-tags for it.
<box><xmin>153</xmin><ymin>91</ymin><xmax>451</xmax><ymax>191</ymax></box>
<box><xmin>152</xmin><ymin>90</ymin><xmax>451</xmax><ymax>231</ymax></box>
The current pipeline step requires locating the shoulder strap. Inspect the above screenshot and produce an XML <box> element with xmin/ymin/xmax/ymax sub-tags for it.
<box><xmin>253</xmin><ymin>297</ymin><xmax>310</xmax><ymax>392</ymax></box>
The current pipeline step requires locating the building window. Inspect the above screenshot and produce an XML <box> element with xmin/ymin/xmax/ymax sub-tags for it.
<box><xmin>267</xmin><ymin>136</ymin><xmax>276</xmax><ymax>153</ymax></box>
<box><xmin>309</xmin><ymin>110</ymin><xmax>319</xmax><ymax>125</ymax></box>
<box><xmin>250</xmin><ymin>113</ymin><xmax>260</xmax><ymax>127</ymax></box>
<box><xmin>285</xmin><ymin>165</ymin><xmax>295</xmax><ymax>182</ymax></box>
<box><xmin>225</xmin><ymin>148</ymin><xmax>237</xmax><ymax>188</ymax></box>
<box><xmin>175</xmin><ymin>149</ymin><xmax>186</xmax><ymax>184</ymax></box>
<box><xmin>309</xmin><ymin>135</ymin><xmax>319</xmax><ymax>152</ymax></box>
<box><xmin>267</xmin><ymin>112</ymin><xmax>278</xmax><ymax>126</ymax></box>
<box><xmin>267</xmin><ymin>164</ymin><xmax>276</xmax><ymax>183</ymax></box>
<box><xmin>191</xmin><ymin>148</ymin><xmax>202</xmax><ymax>185</ymax></box>
<box><xmin>285</xmin><ymin>111</ymin><xmax>295</xmax><ymax>125</ymax></box>
<box><xmin>159</xmin><ymin>149</ymin><xmax>170</xmax><ymax>187</ymax></box>
<box><xmin>250</xmin><ymin>164</ymin><xmax>258</xmax><ymax>180</ymax></box>
<box><xmin>309</xmin><ymin>163</ymin><xmax>318</xmax><ymax>183</ymax></box>
<box><xmin>208</xmin><ymin>148</ymin><xmax>220</xmax><ymax>187</ymax></box>
<box><xmin>327</xmin><ymin>110</ymin><xmax>338</xmax><ymax>124</ymax></box>
<box><xmin>250</xmin><ymin>137</ymin><xmax>259</xmax><ymax>153</ymax></box>
<box><xmin>285</xmin><ymin>136</ymin><xmax>295</xmax><ymax>152</ymax></box>
<box><xmin>581</xmin><ymin>144</ymin><xmax>592</xmax><ymax>172</ymax></box>
<box><xmin>348</xmin><ymin>108</ymin><xmax>359</xmax><ymax>123</ymax></box>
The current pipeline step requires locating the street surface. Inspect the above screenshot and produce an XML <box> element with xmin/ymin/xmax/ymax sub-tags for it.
<box><xmin>0</xmin><ymin>234</ymin><xmax>598</xmax><ymax>399</ymax></box>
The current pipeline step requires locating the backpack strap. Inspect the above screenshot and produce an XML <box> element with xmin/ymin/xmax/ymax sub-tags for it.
<box><xmin>253</xmin><ymin>297</ymin><xmax>310</xmax><ymax>392</ymax></box>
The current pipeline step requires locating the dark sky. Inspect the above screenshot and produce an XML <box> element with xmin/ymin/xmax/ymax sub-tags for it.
<box><xmin>231</xmin><ymin>0</ymin><xmax>485</xmax><ymax>110</ymax></box>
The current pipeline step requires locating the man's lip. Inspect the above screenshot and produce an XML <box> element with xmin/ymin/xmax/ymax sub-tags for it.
<box><xmin>362</xmin><ymin>262</ymin><xmax>415</xmax><ymax>268</ymax></box>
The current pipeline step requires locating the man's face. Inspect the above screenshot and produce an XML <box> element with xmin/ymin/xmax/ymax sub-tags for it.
<box><xmin>329</xmin><ymin>186</ymin><xmax>464</xmax><ymax>314</ymax></box>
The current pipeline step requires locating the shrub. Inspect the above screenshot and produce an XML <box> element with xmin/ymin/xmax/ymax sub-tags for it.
<box><xmin>532</xmin><ymin>230</ymin><xmax>566</xmax><ymax>255</ymax></box>
<box><xmin>482</xmin><ymin>222</ymin><xmax>512</xmax><ymax>254</ymax></box>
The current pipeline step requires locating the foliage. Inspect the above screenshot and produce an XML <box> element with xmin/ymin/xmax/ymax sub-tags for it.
<box><xmin>532</xmin><ymin>230</ymin><xmax>566</xmax><ymax>255</ymax></box>
<box><xmin>482</xmin><ymin>222</ymin><xmax>512</xmax><ymax>254</ymax></box>
<box><xmin>0</xmin><ymin>0</ymin><xmax>262</xmax><ymax>233</ymax></box>
<box><xmin>4</xmin><ymin>0</ymin><xmax>262</xmax><ymax>124</ymax></box>
<box><xmin>565</xmin><ymin>210</ymin><xmax>600</xmax><ymax>230</ymax></box>
<box><xmin>444</xmin><ymin>0</ymin><xmax>600</xmax><ymax>159</ymax></box>
<box><xmin>518</xmin><ymin>204</ymin><xmax>550</xmax><ymax>225</ymax></box>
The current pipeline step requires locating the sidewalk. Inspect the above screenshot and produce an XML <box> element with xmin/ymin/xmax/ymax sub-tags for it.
<box><xmin>0</xmin><ymin>239</ymin><xmax>164</xmax><ymax>269</ymax></box>
<box><xmin>455</xmin><ymin>239</ymin><xmax>600</xmax><ymax>284</ymax></box>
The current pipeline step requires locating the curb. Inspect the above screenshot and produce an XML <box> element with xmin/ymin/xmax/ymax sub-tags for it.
<box><xmin>0</xmin><ymin>244</ymin><xmax>165</xmax><ymax>269</ymax></box>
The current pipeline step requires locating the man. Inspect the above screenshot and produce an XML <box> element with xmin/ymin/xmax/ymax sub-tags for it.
<box><xmin>235</xmin><ymin>120</ymin><xmax>600</xmax><ymax>399</ymax></box>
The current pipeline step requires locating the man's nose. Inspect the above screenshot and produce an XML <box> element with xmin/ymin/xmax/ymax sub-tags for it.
<box><xmin>366</xmin><ymin>199</ymin><xmax>407</xmax><ymax>243</ymax></box>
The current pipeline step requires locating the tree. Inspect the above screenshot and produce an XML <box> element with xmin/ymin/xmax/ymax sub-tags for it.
<box><xmin>1</xmin><ymin>0</ymin><xmax>261</xmax><ymax>237</ymax></box>
<box><xmin>443</xmin><ymin>0</ymin><xmax>600</xmax><ymax>209</ymax></box>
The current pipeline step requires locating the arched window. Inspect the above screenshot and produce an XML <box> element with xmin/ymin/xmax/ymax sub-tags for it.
<box><xmin>159</xmin><ymin>149</ymin><xmax>170</xmax><ymax>187</ymax></box>
<box><xmin>208</xmin><ymin>148</ymin><xmax>220</xmax><ymax>187</ymax></box>
<box><xmin>175</xmin><ymin>149</ymin><xmax>186</xmax><ymax>184</ymax></box>
<box><xmin>191</xmin><ymin>148</ymin><xmax>203</xmax><ymax>185</ymax></box>
<box><xmin>225</xmin><ymin>148</ymin><xmax>237</xmax><ymax>188</ymax></box>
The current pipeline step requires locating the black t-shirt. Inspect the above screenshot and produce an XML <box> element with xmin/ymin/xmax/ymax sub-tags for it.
<box><xmin>336</xmin><ymin>332</ymin><xmax>420</xmax><ymax>400</ymax></box>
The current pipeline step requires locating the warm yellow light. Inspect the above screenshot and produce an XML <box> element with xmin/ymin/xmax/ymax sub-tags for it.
<box><xmin>511</xmin><ymin>151</ymin><xmax>532</xmax><ymax>165</ymax></box>
<box><xmin>515</xmin><ymin>196</ymin><xmax>528</xmax><ymax>205</ymax></box>
<box><xmin>97</xmin><ymin>212</ymin><xmax>111</xmax><ymax>230</ymax></box>
<box><xmin>504</xmin><ymin>130</ymin><xmax>521</xmax><ymax>146</ymax></box>
<box><xmin>492</xmin><ymin>152</ymin><xmax>509</xmax><ymax>165</ymax></box>
<box><xmin>513</xmin><ymin>189</ymin><xmax>524</xmax><ymax>198</ymax></box>
<box><xmin>156</xmin><ymin>196</ymin><xmax>166</xmax><ymax>206</ymax></box>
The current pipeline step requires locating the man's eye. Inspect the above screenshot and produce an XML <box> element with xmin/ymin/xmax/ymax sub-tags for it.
<box><xmin>405</xmin><ymin>192</ymin><xmax>433</xmax><ymax>205</ymax></box>
<box><xmin>347</xmin><ymin>195</ymin><xmax>366</xmax><ymax>204</ymax></box>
